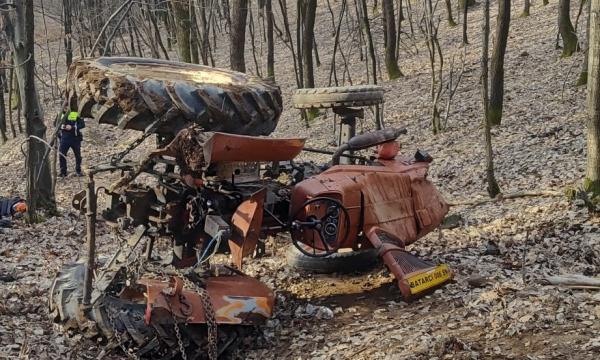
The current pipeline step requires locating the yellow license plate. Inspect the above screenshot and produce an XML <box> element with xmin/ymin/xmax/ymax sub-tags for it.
<box><xmin>407</xmin><ymin>264</ymin><xmax>452</xmax><ymax>294</ymax></box>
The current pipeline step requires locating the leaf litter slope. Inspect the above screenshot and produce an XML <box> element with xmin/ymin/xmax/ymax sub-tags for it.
<box><xmin>1</xmin><ymin>1</ymin><xmax>599</xmax><ymax>359</ymax></box>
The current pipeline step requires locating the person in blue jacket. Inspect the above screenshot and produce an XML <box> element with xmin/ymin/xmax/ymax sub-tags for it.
<box><xmin>59</xmin><ymin>104</ymin><xmax>85</xmax><ymax>177</ymax></box>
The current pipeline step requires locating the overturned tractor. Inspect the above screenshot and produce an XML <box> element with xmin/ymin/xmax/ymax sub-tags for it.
<box><xmin>49</xmin><ymin>58</ymin><xmax>452</xmax><ymax>359</ymax></box>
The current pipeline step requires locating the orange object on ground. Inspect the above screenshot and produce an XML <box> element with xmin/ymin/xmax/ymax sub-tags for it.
<box><xmin>13</xmin><ymin>202</ymin><xmax>27</xmax><ymax>213</ymax></box>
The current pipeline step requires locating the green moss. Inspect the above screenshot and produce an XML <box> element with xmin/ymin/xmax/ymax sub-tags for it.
<box><xmin>520</xmin><ymin>10</ymin><xmax>530</xmax><ymax>17</ymax></box>
<box><xmin>448</xmin><ymin>19</ymin><xmax>458</xmax><ymax>27</ymax></box>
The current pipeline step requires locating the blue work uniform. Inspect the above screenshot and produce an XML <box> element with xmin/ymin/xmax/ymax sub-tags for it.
<box><xmin>59</xmin><ymin>111</ymin><xmax>85</xmax><ymax>176</ymax></box>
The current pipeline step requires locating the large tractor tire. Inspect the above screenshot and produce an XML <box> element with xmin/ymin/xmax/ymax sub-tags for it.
<box><xmin>66</xmin><ymin>57</ymin><xmax>283</xmax><ymax>136</ymax></box>
<box><xmin>292</xmin><ymin>85</ymin><xmax>384</xmax><ymax>109</ymax></box>
<box><xmin>49</xmin><ymin>261</ymin><xmax>242</xmax><ymax>359</ymax></box>
<box><xmin>286</xmin><ymin>245</ymin><xmax>380</xmax><ymax>274</ymax></box>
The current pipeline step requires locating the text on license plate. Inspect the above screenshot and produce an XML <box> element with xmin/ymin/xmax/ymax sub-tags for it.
<box><xmin>407</xmin><ymin>264</ymin><xmax>452</xmax><ymax>294</ymax></box>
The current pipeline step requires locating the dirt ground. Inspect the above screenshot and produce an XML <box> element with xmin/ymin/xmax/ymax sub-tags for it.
<box><xmin>1</xmin><ymin>1</ymin><xmax>600</xmax><ymax>359</ymax></box>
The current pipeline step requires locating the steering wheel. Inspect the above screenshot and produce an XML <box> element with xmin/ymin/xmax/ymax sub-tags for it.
<box><xmin>290</xmin><ymin>197</ymin><xmax>351</xmax><ymax>257</ymax></box>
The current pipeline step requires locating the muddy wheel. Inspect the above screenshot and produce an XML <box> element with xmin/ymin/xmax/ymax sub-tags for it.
<box><xmin>49</xmin><ymin>261</ymin><xmax>243</xmax><ymax>359</ymax></box>
<box><xmin>66</xmin><ymin>57</ymin><xmax>283</xmax><ymax>136</ymax></box>
<box><xmin>285</xmin><ymin>245</ymin><xmax>379</xmax><ymax>274</ymax></box>
<box><xmin>292</xmin><ymin>85</ymin><xmax>384</xmax><ymax>109</ymax></box>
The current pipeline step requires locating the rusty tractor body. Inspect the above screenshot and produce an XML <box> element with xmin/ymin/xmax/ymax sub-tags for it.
<box><xmin>50</xmin><ymin>58</ymin><xmax>452</xmax><ymax>359</ymax></box>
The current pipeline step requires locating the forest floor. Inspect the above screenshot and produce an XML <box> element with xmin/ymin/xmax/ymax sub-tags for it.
<box><xmin>1</xmin><ymin>1</ymin><xmax>600</xmax><ymax>359</ymax></box>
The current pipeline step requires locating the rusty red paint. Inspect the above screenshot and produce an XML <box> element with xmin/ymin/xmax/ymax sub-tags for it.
<box><xmin>229</xmin><ymin>188</ymin><xmax>267</xmax><ymax>269</ymax></box>
<box><xmin>142</xmin><ymin>274</ymin><xmax>275</xmax><ymax>325</ymax></box>
<box><xmin>203</xmin><ymin>132</ymin><xmax>305</xmax><ymax>164</ymax></box>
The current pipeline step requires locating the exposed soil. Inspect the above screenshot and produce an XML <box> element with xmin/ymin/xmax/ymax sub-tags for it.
<box><xmin>1</xmin><ymin>1</ymin><xmax>600</xmax><ymax>359</ymax></box>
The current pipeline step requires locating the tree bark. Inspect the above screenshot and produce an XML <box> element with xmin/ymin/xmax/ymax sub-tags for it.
<box><xmin>172</xmin><ymin>0</ymin><xmax>193</xmax><ymax>62</ymax></box>
<box><xmin>360</xmin><ymin>0</ymin><xmax>382</xmax><ymax>129</ymax></box>
<box><xmin>63</xmin><ymin>0</ymin><xmax>73</xmax><ymax>67</ymax></box>
<box><xmin>559</xmin><ymin>0</ymin><xmax>579</xmax><ymax>57</ymax></box>
<box><xmin>382</xmin><ymin>0</ymin><xmax>403</xmax><ymax>79</ymax></box>
<box><xmin>0</xmin><ymin>68</ymin><xmax>6</xmax><ymax>143</ymax></box>
<box><xmin>230</xmin><ymin>0</ymin><xmax>248</xmax><ymax>72</ymax></box>
<box><xmin>445</xmin><ymin>0</ymin><xmax>457</xmax><ymax>26</ymax></box>
<box><xmin>189</xmin><ymin>1</ymin><xmax>200</xmax><ymax>64</ymax></box>
<box><xmin>577</xmin><ymin>0</ymin><xmax>591</xmax><ymax>86</ymax></box>
<box><xmin>462</xmin><ymin>0</ymin><xmax>468</xmax><ymax>44</ymax></box>
<box><xmin>301</xmin><ymin>0</ymin><xmax>317</xmax><ymax>88</ymax></box>
<box><xmin>585</xmin><ymin>0</ymin><xmax>600</xmax><ymax>193</ymax></box>
<box><xmin>2</xmin><ymin>0</ymin><xmax>55</xmax><ymax>218</ymax></box>
<box><xmin>266</xmin><ymin>0</ymin><xmax>275</xmax><ymax>80</ymax></box>
<box><xmin>482</xmin><ymin>0</ymin><xmax>501</xmax><ymax>198</ymax></box>
<box><xmin>488</xmin><ymin>0</ymin><xmax>510</xmax><ymax>126</ymax></box>
<box><xmin>459</xmin><ymin>0</ymin><xmax>476</xmax><ymax>10</ymax></box>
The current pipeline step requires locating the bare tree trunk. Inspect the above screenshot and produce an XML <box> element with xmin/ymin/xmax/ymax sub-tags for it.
<box><xmin>127</xmin><ymin>18</ymin><xmax>137</xmax><ymax>56</ymax></box>
<box><xmin>63</xmin><ymin>0</ymin><xmax>73</xmax><ymax>67</ymax></box>
<box><xmin>359</xmin><ymin>0</ymin><xmax>382</xmax><ymax>129</ymax></box>
<box><xmin>395</xmin><ymin>0</ymin><xmax>403</xmax><ymax>60</ymax></box>
<box><xmin>559</xmin><ymin>0</ymin><xmax>579</xmax><ymax>57</ymax></box>
<box><xmin>87</xmin><ymin>0</ymin><xmax>105</xmax><ymax>55</ymax></box>
<box><xmin>148</xmin><ymin>0</ymin><xmax>170</xmax><ymax>60</ymax></box>
<box><xmin>230</xmin><ymin>0</ymin><xmax>248</xmax><ymax>72</ymax></box>
<box><xmin>301</xmin><ymin>0</ymin><xmax>317</xmax><ymax>89</ymax></box>
<box><xmin>3</xmin><ymin>0</ymin><xmax>55</xmax><ymax>218</ymax></box>
<box><xmin>266</xmin><ymin>0</ymin><xmax>275</xmax><ymax>80</ymax></box>
<box><xmin>462</xmin><ymin>0</ymin><xmax>468</xmax><ymax>44</ymax></box>
<box><xmin>521</xmin><ymin>0</ymin><xmax>530</xmax><ymax>17</ymax></box>
<box><xmin>445</xmin><ymin>0</ymin><xmax>457</xmax><ymax>26</ymax></box>
<box><xmin>585</xmin><ymin>0</ymin><xmax>600</xmax><ymax>193</ymax></box>
<box><xmin>488</xmin><ymin>0</ymin><xmax>510</xmax><ymax>126</ymax></box>
<box><xmin>189</xmin><ymin>1</ymin><xmax>200</xmax><ymax>64</ymax></box>
<box><xmin>459</xmin><ymin>0</ymin><xmax>475</xmax><ymax>9</ymax></box>
<box><xmin>482</xmin><ymin>0</ymin><xmax>501</xmax><ymax>198</ymax></box>
<box><xmin>578</xmin><ymin>0</ymin><xmax>591</xmax><ymax>86</ymax></box>
<box><xmin>382</xmin><ymin>0</ymin><xmax>403</xmax><ymax>79</ymax></box>
<box><xmin>7</xmin><ymin>64</ymin><xmax>16</xmax><ymax>137</ymax></box>
<box><xmin>0</xmin><ymin>67</ymin><xmax>6</xmax><ymax>143</ymax></box>
<box><xmin>278</xmin><ymin>0</ymin><xmax>301</xmax><ymax>87</ymax></box>
<box><xmin>172</xmin><ymin>0</ymin><xmax>193</xmax><ymax>62</ymax></box>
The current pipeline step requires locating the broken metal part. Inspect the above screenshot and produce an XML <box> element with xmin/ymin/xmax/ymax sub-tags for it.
<box><xmin>202</xmin><ymin>132</ymin><xmax>306</xmax><ymax>165</ymax></box>
<box><xmin>143</xmin><ymin>274</ymin><xmax>274</xmax><ymax>325</ymax></box>
<box><xmin>50</xmin><ymin>261</ymin><xmax>257</xmax><ymax>358</ymax></box>
<box><xmin>229</xmin><ymin>188</ymin><xmax>267</xmax><ymax>269</ymax></box>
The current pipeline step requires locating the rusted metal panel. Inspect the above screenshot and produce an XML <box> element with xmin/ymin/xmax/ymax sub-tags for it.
<box><xmin>357</xmin><ymin>172</ymin><xmax>418</xmax><ymax>246</ymax></box>
<box><xmin>142</xmin><ymin>275</ymin><xmax>274</xmax><ymax>325</ymax></box>
<box><xmin>229</xmin><ymin>188</ymin><xmax>267</xmax><ymax>269</ymax></box>
<box><xmin>291</xmin><ymin>156</ymin><xmax>448</xmax><ymax>249</ymax></box>
<box><xmin>202</xmin><ymin>132</ymin><xmax>305</xmax><ymax>164</ymax></box>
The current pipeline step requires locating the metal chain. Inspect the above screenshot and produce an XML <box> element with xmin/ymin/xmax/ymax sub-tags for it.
<box><xmin>170</xmin><ymin>307</ymin><xmax>188</xmax><ymax>360</ymax></box>
<box><xmin>109</xmin><ymin>130</ymin><xmax>155</xmax><ymax>165</ymax></box>
<box><xmin>107</xmin><ymin>307</ymin><xmax>140</xmax><ymax>360</ymax></box>
<box><xmin>173</xmin><ymin>268</ymin><xmax>219</xmax><ymax>360</ymax></box>
<box><xmin>143</xmin><ymin>264</ymin><xmax>218</xmax><ymax>359</ymax></box>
